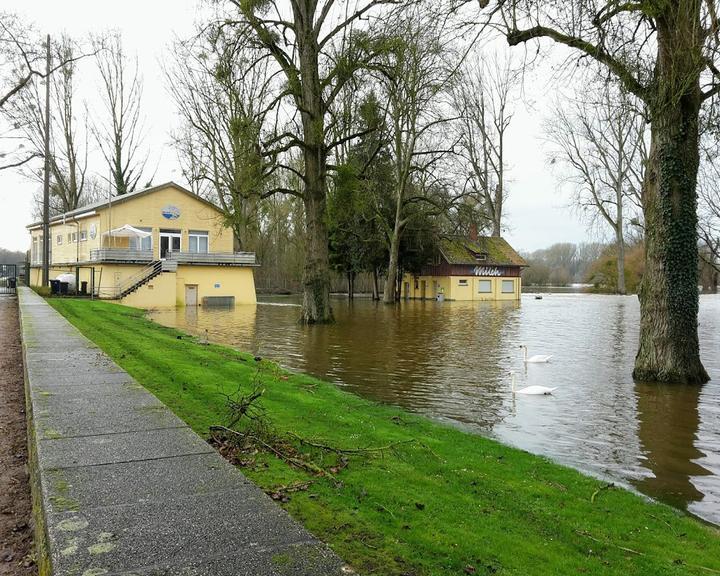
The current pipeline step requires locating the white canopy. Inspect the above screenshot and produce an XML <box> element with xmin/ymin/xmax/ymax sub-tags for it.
<box><xmin>102</xmin><ymin>225</ymin><xmax>152</xmax><ymax>239</ymax></box>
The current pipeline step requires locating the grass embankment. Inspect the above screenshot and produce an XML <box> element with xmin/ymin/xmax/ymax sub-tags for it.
<box><xmin>49</xmin><ymin>298</ymin><xmax>720</xmax><ymax>576</ymax></box>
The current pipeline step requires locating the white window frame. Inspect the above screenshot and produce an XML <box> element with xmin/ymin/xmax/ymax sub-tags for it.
<box><xmin>188</xmin><ymin>230</ymin><xmax>209</xmax><ymax>253</ymax></box>
<box><xmin>57</xmin><ymin>234</ymin><xmax>63</xmax><ymax>245</ymax></box>
<box><xmin>478</xmin><ymin>279</ymin><xmax>492</xmax><ymax>293</ymax></box>
<box><xmin>79</xmin><ymin>230</ymin><xmax>87</xmax><ymax>242</ymax></box>
<box><xmin>501</xmin><ymin>279</ymin><xmax>515</xmax><ymax>293</ymax></box>
<box><xmin>458</xmin><ymin>279</ymin><xmax>468</xmax><ymax>286</ymax></box>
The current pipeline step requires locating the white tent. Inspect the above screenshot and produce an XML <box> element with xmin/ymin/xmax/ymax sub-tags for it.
<box><xmin>102</xmin><ymin>225</ymin><xmax>152</xmax><ymax>239</ymax></box>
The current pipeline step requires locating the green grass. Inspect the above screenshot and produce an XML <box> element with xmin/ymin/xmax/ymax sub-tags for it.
<box><xmin>48</xmin><ymin>298</ymin><xmax>720</xmax><ymax>576</ymax></box>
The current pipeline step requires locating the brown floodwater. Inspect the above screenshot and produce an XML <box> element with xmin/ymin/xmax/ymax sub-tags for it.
<box><xmin>149</xmin><ymin>293</ymin><xmax>720</xmax><ymax>525</ymax></box>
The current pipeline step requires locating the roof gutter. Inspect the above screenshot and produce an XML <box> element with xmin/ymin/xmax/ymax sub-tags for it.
<box><xmin>27</xmin><ymin>210</ymin><xmax>97</xmax><ymax>231</ymax></box>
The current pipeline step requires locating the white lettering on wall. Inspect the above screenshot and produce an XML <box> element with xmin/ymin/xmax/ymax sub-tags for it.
<box><xmin>473</xmin><ymin>266</ymin><xmax>502</xmax><ymax>277</ymax></box>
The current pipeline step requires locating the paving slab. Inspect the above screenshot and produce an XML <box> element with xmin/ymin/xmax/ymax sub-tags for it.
<box><xmin>17</xmin><ymin>288</ymin><xmax>351</xmax><ymax>576</ymax></box>
<box><xmin>31</xmin><ymin>390</ymin><xmax>186</xmax><ymax>437</ymax></box>
<box><xmin>41</xmin><ymin>453</ymin><xmax>250</xmax><ymax>512</ymax></box>
<box><xmin>37</xmin><ymin>426</ymin><xmax>213</xmax><ymax>468</ymax></box>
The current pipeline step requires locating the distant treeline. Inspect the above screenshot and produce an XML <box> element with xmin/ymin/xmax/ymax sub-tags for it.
<box><xmin>520</xmin><ymin>242</ymin><xmax>604</xmax><ymax>287</ymax></box>
<box><xmin>0</xmin><ymin>248</ymin><xmax>25</xmax><ymax>265</ymax></box>
<box><xmin>522</xmin><ymin>241</ymin><xmax>718</xmax><ymax>294</ymax></box>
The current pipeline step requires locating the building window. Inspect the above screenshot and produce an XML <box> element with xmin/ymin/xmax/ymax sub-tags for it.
<box><xmin>71</xmin><ymin>232</ymin><xmax>77</xmax><ymax>243</ymax></box>
<box><xmin>458</xmin><ymin>279</ymin><xmax>468</xmax><ymax>286</ymax></box>
<box><xmin>502</xmin><ymin>279</ymin><xmax>515</xmax><ymax>293</ymax></box>
<box><xmin>130</xmin><ymin>227</ymin><xmax>153</xmax><ymax>251</ymax></box>
<box><xmin>57</xmin><ymin>235</ymin><xmax>63</xmax><ymax>245</ymax></box>
<box><xmin>414</xmin><ymin>279</ymin><xmax>419</xmax><ymax>290</ymax></box>
<box><xmin>79</xmin><ymin>230</ymin><xmax>87</xmax><ymax>242</ymax></box>
<box><xmin>188</xmin><ymin>230</ymin><xmax>209</xmax><ymax>253</ymax></box>
<box><xmin>31</xmin><ymin>235</ymin><xmax>45</xmax><ymax>265</ymax></box>
<box><xmin>478</xmin><ymin>279</ymin><xmax>492</xmax><ymax>293</ymax></box>
<box><xmin>67</xmin><ymin>233</ymin><xmax>72</xmax><ymax>243</ymax></box>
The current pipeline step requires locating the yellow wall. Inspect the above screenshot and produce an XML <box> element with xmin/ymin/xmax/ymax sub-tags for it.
<box><xmin>175</xmin><ymin>266</ymin><xmax>256</xmax><ymax>306</ymax></box>
<box><xmin>402</xmin><ymin>273</ymin><xmax>522</xmax><ymax>301</ymax></box>
<box><xmin>31</xmin><ymin>262</ymin><xmax>257</xmax><ymax>308</ymax></box>
<box><xmin>28</xmin><ymin>184</ymin><xmax>233</xmax><ymax>266</ymax></box>
<box><xmin>121</xmin><ymin>271</ymin><xmax>178</xmax><ymax>309</ymax></box>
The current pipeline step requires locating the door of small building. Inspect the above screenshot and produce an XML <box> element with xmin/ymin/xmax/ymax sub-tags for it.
<box><xmin>420</xmin><ymin>280</ymin><xmax>426</xmax><ymax>299</ymax></box>
<box><xmin>185</xmin><ymin>284</ymin><xmax>198</xmax><ymax>306</ymax></box>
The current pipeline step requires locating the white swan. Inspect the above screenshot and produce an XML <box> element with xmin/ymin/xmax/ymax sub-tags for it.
<box><xmin>510</xmin><ymin>371</ymin><xmax>557</xmax><ymax>395</ymax></box>
<box><xmin>520</xmin><ymin>345</ymin><xmax>553</xmax><ymax>363</ymax></box>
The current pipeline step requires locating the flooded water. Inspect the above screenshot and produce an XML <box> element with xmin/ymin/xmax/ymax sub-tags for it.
<box><xmin>149</xmin><ymin>294</ymin><xmax>720</xmax><ymax>525</ymax></box>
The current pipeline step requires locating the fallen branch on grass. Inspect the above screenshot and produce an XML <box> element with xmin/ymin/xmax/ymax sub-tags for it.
<box><xmin>590</xmin><ymin>482</ymin><xmax>615</xmax><ymax>503</ymax></box>
<box><xmin>287</xmin><ymin>432</ymin><xmax>414</xmax><ymax>456</ymax></box>
<box><xmin>209</xmin><ymin>425</ymin><xmax>338</xmax><ymax>482</ymax></box>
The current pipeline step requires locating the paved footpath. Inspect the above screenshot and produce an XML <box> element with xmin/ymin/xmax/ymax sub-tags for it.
<box><xmin>18</xmin><ymin>287</ymin><xmax>350</xmax><ymax>576</ymax></box>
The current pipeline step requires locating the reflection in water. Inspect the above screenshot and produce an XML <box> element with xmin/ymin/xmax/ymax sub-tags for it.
<box><xmin>634</xmin><ymin>383</ymin><xmax>708</xmax><ymax>510</ymax></box>
<box><xmin>149</xmin><ymin>294</ymin><xmax>720</xmax><ymax>525</ymax></box>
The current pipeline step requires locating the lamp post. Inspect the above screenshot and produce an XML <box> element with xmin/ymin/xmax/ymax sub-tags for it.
<box><xmin>41</xmin><ymin>34</ymin><xmax>51</xmax><ymax>286</ymax></box>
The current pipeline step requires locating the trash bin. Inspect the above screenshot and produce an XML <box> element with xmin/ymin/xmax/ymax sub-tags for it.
<box><xmin>50</xmin><ymin>279</ymin><xmax>61</xmax><ymax>295</ymax></box>
<box><xmin>8</xmin><ymin>278</ymin><xmax>16</xmax><ymax>289</ymax></box>
<box><xmin>80</xmin><ymin>281</ymin><xmax>88</xmax><ymax>295</ymax></box>
<box><xmin>59</xmin><ymin>282</ymin><xmax>69</xmax><ymax>295</ymax></box>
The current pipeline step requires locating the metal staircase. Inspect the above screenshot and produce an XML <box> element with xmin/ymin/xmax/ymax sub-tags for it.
<box><xmin>115</xmin><ymin>260</ymin><xmax>176</xmax><ymax>299</ymax></box>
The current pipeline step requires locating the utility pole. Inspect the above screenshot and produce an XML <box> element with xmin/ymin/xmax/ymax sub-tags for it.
<box><xmin>41</xmin><ymin>34</ymin><xmax>51</xmax><ymax>286</ymax></box>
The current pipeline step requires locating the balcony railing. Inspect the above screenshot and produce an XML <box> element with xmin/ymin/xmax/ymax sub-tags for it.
<box><xmin>169</xmin><ymin>251</ymin><xmax>257</xmax><ymax>266</ymax></box>
<box><xmin>90</xmin><ymin>248</ymin><xmax>154</xmax><ymax>262</ymax></box>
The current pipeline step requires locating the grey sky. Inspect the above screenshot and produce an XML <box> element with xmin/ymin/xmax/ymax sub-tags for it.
<box><xmin>0</xmin><ymin>0</ymin><xmax>592</xmax><ymax>254</ymax></box>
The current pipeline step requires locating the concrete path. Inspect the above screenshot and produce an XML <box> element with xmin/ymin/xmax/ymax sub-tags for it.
<box><xmin>18</xmin><ymin>287</ymin><xmax>350</xmax><ymax>576</ymax></box>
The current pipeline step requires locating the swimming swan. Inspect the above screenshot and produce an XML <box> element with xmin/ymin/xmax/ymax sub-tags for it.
<box><xmin>510</xmin><ymin>371</ymin><xmax>557</xmax><ymax>395</ymax></box>
<box><xmin>520</xmin><ymin>345</ymin><xmax>553</xmax><ymax>363</ymax></box>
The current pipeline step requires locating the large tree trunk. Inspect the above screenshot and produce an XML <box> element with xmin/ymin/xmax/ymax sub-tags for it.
<box><xmin>300</xmin><ymin>160</ymin><xmax>333</xmax><ymax>323</ymax></box>
<box><xmin>615</xmin><ymin>227</ymin><xmax>626</xmax><ymax>295</ymax></box>
<box><xmin>615</xmin><ymin>184</ymin><xmax>626</xmax><ymax>295</ymax></box>
<box><xmin>633</xmin><ymin>14</ymin><xmax>709</xmax><ymax>384</ymax></box>
<box><xmin>383</xmin><ymin>195</ymin><xmax>404</xmax><ymax>303</ymax></box>
<box><xmin>383</xmin><ymin>229</ymin><xmax>401</xmax><ymax>303</ymax></box>
<box><xmin>298</xmin><ymin>20</ymin><xmax>333</xmax><ymax>324</ymax></box>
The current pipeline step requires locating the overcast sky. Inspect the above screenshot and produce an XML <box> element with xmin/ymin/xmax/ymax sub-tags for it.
<box><xmin>0</xmin><ymin>0</ymin><xmax>593</xmax><ymax>254</ymax></box>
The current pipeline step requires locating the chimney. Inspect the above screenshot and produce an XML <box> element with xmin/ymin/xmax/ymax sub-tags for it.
<box><xmin>469</xmin><ymin>223</ymin><xmax>478</xmax><ymax>242</ymax></box>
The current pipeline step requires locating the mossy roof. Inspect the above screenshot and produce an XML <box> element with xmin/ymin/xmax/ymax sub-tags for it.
<box><xmin>438</xmin><ymin>236</ymin><xmax>528</xmax><ymax>267</ymax></box>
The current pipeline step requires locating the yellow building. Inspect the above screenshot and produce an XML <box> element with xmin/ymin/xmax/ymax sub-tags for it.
<box><xmin>402</xmin><ymin>236</ymin><xmax>527</xmax><ymax>301</ymax></box>
<box><xmin>27</xmin><ymin>182</ymin><xmax>257</xmax><ymax>308</ymax></box>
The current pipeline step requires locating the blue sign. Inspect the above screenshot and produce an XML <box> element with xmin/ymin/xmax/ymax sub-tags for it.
<box><xmin>162</xmin><ymin>205</ymin><xmax>181</xmax><ymax>219</ymax></box>
<box><xmin>214</xmin><ymin>283</ymin><xmax>221</xmax><ymax>288</ymax></box>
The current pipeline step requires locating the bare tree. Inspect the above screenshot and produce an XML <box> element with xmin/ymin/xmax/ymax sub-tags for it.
<box><xmin>452</xmin><ymin>52</ymin><xmax>518</xmax><ymax>238</ymax></box>
<box><xmin>374</xmin><ymin>8</ymin><xmax>459</xmax><ymax>303</ymax></box>
<box><xmin>225</xmin><ymin>0</ymin><xmax>404</xmax><ymax>323</ymax></box>
<box><xmin>93</xmin><ymin>32</ymin><xmax>147</xmax><ymax>195</ymax></box>
<box><xmin>483</xmin><ymin>0</ymin><xmax>720</xmax><ymax>383</ymax></box>
<box><xmin>8</xmin><ymin>35</ymin><xmax>90</xmax><ymax>213</ymax></box>
<box><xmin>698</xmin><ymin>145</ymin><xmax>720</xmax><ymax>290</ymax></box>
<box><xmin>167</xmin><ymin>25</ymin><xmax>287</xmax><ymax>250</ymax></box>
<box><xmin>0</xmin><ymin>14</ymin><xmax>95</xmax><ymax>172</ymax></box>
<box><xmin>545</xmin><ymin>83</ymin><xmax>646</xmax><ymax>295</ymax></box>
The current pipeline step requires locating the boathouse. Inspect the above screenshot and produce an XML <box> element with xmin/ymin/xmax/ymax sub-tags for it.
<box><xmin>27</xmin><ymin>182</ymin><xmax>257</xmax><ymax>308</ymax></box>
<box><xmin>402</xmin><ymin>236</ymin><xmax>527</xmax><ymax>301</ymax></box>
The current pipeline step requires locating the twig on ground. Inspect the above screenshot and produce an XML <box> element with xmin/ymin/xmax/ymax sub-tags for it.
<box><xmin>590</xmin><ymin>482</ymin><xmax>615</xmax><ymax>503</ymax></box>
<box><xmin>210</xmin><ymin>425</ymin><xmax>338</xmax><ymax>482</ymax></box>
<box><xmin>574</xmin><ymin>529</ymin><xmax>644</xmax><ymax>556</ymax></box>
<box><xmin>288</xmin><ymin>432</ymin><xmax>414</xmax><ymax>456</ymax></box>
